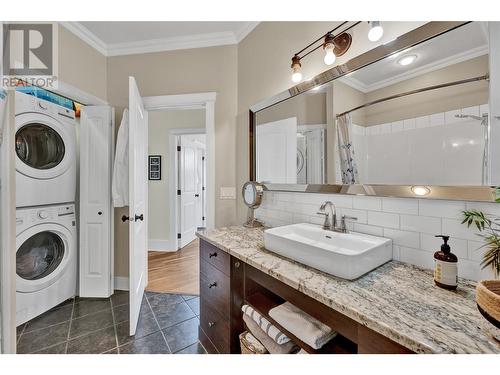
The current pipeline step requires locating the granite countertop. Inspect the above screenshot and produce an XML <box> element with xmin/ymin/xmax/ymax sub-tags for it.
<box><xmin>196</xmin><ymin>226</ymin><xmax>500</xmax><ymax>354</ymax></box>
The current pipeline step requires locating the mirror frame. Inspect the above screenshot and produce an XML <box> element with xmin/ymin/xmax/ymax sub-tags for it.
<box><xmin>249</xmin><ymin>21</ymin><xmax>500</xmax><ymax>202</ymax></box>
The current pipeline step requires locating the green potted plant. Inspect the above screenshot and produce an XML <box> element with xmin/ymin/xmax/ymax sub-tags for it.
<box><xmin>462</xmin><ymin>209</ymin><xmax>500</xmax><ymax>276</ymax></box>
<box><xmin>462</xmin><ymin>209</ymin><xmax>500</xmax><ymax>340</ymax></box>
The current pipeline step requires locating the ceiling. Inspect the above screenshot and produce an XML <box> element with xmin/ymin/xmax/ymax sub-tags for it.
<box><xmin>341</xmin><ymin>22</ymin><xmax>489</xmax><ymax>93</ymax></box>
<box><xmin>61</xmin><ymin>21</ymin><xmax>259</xmax><ymax>56</ymax></box>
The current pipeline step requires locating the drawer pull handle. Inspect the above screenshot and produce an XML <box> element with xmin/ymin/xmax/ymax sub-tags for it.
<box><xmin>208</xmin><ymin>321</ymin><xmax>216</xmax><ymax>328</ymax></box>
<box><xmin>208</xmin><ymin>282</ymin><xmax>217</xmax><ymax>289</ymax></box>
<box><xmin>209</xmin><ymin>252</ymin><xmax>217</xmax><ymax>258</ymax></box>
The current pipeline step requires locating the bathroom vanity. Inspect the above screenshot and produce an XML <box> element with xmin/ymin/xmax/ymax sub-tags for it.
<box><xmin>197</xmin><ymin>226</ymin><xmax>500</xmax><ymax>354</ymax></box>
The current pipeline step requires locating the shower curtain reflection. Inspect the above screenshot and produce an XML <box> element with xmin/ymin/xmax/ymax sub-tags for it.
<box><xmin>336</xmin><ymin>113</ymin><xmax>359</xmax><ymax>184</ymax></box>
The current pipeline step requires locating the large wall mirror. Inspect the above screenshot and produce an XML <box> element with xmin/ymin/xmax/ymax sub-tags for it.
<box><xmin>250</xmin><ymin>22</ymin><xmax>500</xmax><ymax>202</ymax></box>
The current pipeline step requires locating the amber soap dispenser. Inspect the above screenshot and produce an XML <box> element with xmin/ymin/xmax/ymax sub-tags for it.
<box><xmin>433</xmin><ymin>235</ymin><xmax>458</xmax><ymax>290</ymax></box>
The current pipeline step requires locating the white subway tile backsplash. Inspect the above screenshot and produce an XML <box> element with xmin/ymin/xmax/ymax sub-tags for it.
<box><xmin>400</xmin><ymin>215</ymin><xmax>441</xmax><ymax>234</ymax></box>
<box><xmin>353</xmin><ymin>196</ymin><xmax>382</xmax><ymax>211</ymax></box>
<box><xmin>353</xmin><ymin>223</ymin><xmax>384</xmax><ymax>237</ymax></box>
<box><xmin>383</xmin><ymin>198</ymin><xmax>418</xmax><ymax>215</ymax></box>
<box><xmin>339</xmin><ymin>208</ymin><xmax>368</xmax><ymax>224</ymax></box>
<box><xmin>420</xmin><ymin>233</ymin><xmax>468</xmax><ymax>259</ymax></box>
<box><xmin>255</xmin><ymin>191</ymin><xmax>498</xmax><ymax>281</ymax></box>
<box><xmin>384</xmin><ymin>228</ymin><xmax>420</xmax><ymax>248</ymax></box>
<box><xmin>467</xmin><ymin>240</ymin><xmax>485</xmax><ymax>261</ymax></box>
<box><xmin>399</xmin><ymin>247</ymin><xmax>435</xmax><ymax>270</ymax></box>
<box><xmin>442</xmin><ymin>218</ymin><xmax>481</xmax><ymax>241</ymax></box>
<box><xmin>418</xmin><ymin>199</ymin><xmax>465</xmax><ymax>219</ymax></box>
<box><xmin>368</xmin><ymin>211</ymin><xmax>399</xmax><ymax>229</ymax></box>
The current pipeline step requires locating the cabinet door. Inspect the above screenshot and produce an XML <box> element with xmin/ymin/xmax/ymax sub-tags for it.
<box><xmin>79</xmin><ymin>106</ymin><xmax>114</xmax><ymax>297</ymax></box>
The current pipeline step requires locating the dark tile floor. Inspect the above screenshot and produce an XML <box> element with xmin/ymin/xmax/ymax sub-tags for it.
<box><xmin>16</xmin><ymin>291</ymin><xmax>206</xmax><ymax>354</ymax></box>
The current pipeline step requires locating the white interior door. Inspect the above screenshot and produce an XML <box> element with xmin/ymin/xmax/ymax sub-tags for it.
<box><xmin>79</xmin><ymin>106</ymin><xmax>114</xmax><ymax>297</ymax></box>
<box><xmin>128</xmin><ymin>77</ymin><xmax>148</xmax><ymax>335</ymax></box>
<box><xmin>179</xmin><ymin>137</ymin><xmax>198</xmax><ymax>247</ymax></box>
<box><xmin>256</xmin><ymin>117</ymin><xmax>297</xmax><ymax>184</ymax></box>
<box><xmin>195</xmin><ymin>147</ymin><xmax>206</xmax><ymax>228</ymax></box>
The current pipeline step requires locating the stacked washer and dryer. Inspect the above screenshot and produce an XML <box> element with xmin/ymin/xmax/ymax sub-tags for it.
<box><xmin>15</xmin><ymin>91</ymin><xmax>78</xmax><ymax>325</ymax></box>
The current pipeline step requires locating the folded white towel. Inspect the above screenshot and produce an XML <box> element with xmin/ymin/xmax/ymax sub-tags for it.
<box><xmin>242</xmin><ymin>304</ymin><xmax>290</xmax><ymax>344</ymax></box>
<box><xmin>269</xmin><ymin>302</ymin><xmax>337</xmax><ymax>350</ymax></box>
<box><xmin>243</xmin><ymin>314</ymin><xmax>298</xmax><ymax>354</ymax></box>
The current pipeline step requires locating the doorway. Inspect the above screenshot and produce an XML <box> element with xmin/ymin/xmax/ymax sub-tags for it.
<box><xmin>144</xmin><ymin>94</ymin><xmax>214</xmax><ymax>297</ymax></box>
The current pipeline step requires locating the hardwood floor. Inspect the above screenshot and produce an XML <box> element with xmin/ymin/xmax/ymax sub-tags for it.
<box><xmin>147</xmin><ymin>239</ymin><xmax>199</xmax><ymax>296</ymax></box>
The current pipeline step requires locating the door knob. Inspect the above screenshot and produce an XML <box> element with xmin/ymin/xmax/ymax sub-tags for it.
<box><xmin>195</xmin><ymin>194</ymin><xmax>200</xmax><ymax>197</ymax></box>
<box><xmin>121</xmin><ymin>215</ymin><xmax>131</xmax><ymax>222</ymax></box>
<box><xmin>134</xmin><ymin>214</ymin><xmax>144</xmax><ymax>222</ymax></box>
<box><xmin>98</xmin><ymin>211</ymin><xmax>103</xmax><ymax>216</ymax></box>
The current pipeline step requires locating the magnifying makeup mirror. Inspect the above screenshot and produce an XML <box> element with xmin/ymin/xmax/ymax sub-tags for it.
<box><xmin>242</xmin><ymin>181</ymin><xmax>264</xmax><ymax>227</ymax></box>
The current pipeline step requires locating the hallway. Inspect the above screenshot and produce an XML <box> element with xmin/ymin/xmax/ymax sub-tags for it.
<box><xmin>147</xmin><ymin>239</ymin><xmax>200</xmax><ymax>295</ymax></box>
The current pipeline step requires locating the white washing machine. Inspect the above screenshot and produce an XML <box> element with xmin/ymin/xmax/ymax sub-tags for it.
<box><xmin>16</xmin><ymin>204</ymin><xmax>77</xmax><ymax>326</ymax></box>
<box><xmin>15</xmin><ymin>91</ymin><xmax>77</xmax><ymax>208</ymax></box>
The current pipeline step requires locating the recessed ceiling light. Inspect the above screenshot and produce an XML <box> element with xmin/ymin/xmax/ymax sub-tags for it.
<box><xmin>398</xmin><ymin>55</ymin><xmax>417</xmax><ymax>66</ymax></box>
<box><xmin>411</xmin><ymin>185</ymin><xmax>431</xmax><ymax>196</ymax></box>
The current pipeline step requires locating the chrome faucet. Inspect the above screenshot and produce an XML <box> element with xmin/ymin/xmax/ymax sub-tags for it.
<box><xmin>317</xmin><ymin>201</ymin><xmax>357</xmax><ymax>233</ymax></box>
<box><xmin>317</xmin><ymin>201</ymin><xmax>336</xmax><ymax>231</ymax></box>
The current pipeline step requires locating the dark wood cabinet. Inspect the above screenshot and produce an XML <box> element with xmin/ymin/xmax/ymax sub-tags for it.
<box><xmin>198</xmin><ymin>239</ymin><xmax>413</xmax><ymax>354</ymax></box>
<box><xmin>199</xmin><ymin>240</ymin><xmax>244</xmax><ymax>353</ymax></box>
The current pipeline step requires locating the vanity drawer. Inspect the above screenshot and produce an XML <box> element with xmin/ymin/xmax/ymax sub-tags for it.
<box><xmin>200</xmin><ymin>240</ymin><xmax>230</xmax><ymax>276</ymax></box>
<box><xmin>200</xmin><ymin>296</ymin><xmax>230</xmax><ymax>353</ymax></box>
<box><xmin>200</xmin><ymin>260</ymin><xmax>230</xmax><ymax>317</ymax></box>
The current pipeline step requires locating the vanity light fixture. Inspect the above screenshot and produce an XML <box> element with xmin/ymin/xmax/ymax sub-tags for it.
<box><xmin>411</xmin><ymin>185</ymin><xmax>431</xmax><ymax>196</ymax></box>
<box><xmin>398</xmin><ymin>54</ymin><xmax>417</xmax><ymax>66</ymax></box>
<box><xmin>323</xmin><ymin>33</ymin><xmax>337</xmax><ymax>65</ymax></box>
<box><xmin>368</xmin><ymin>21</ymin><xmax>384</xmax><ymax>42</ymax></box>
<box><xmin>289</xmin><ymin>22</ymin><xmax>357</xmax><ymax>83</ymax></box>
<box><xmin>291</xmin><ymin>55</ymin><xmax>303</xmax><ymax>83</ymax></box>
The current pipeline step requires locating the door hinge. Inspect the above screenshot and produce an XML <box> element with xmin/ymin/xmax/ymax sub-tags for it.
<box><xmin>202</xmin><ymin>156</ymin><xmax>205</xmax><ymax>161</ymax></box>
<box><xmin>177</xmin><ymin>146</ymin><xmax>181</xmax><ymax>152</ymax></box>
<box><xmin>177</xmin><ymin>233</ymin><xmax>181</xmax><ymax>239</ymax></box>
<box><xmin>202</xmin><ymin>216</ymin><xmax>205</xmax><ymax>221</ymax></box>
<box><xmin>202</xmin><ymin>186</ymin><xmax>205</xmax><ymax>191</ymax></box>
<box><xmin>177</xmin><ymin>189</ymin><xmax>181</xmax><ymax>196</ymax></box>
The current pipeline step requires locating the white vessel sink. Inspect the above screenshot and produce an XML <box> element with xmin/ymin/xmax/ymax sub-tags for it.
<box><xmin>264</xmin><ymin>223</ymin><xmax>392</xmax><ymax>280</ymax></box>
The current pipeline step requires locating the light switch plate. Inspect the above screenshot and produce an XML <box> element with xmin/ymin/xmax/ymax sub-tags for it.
<box><xmin>220</xmin><ymin>187</ymin><xmax>236</xmax><ymax>200</ymax></box>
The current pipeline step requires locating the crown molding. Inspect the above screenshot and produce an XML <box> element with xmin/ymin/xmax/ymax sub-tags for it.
<box><xmin>340</xmin><ymin>44</ymin><xmax>489</xmax><ymax>93</ymax></box>
<box><xmin>59</xmin><ymin>22</ymin><xmax>108</xmax><ymax>56</ymax></box>
<box><xmin>234</xmin><ymin>22</ymin><xmax>259</xmax><ymax>43</ymax></box>
<box><xmin>60</xmin><ymin>21</ymin><xmax>260</xmax><ymax>57</ymax></box>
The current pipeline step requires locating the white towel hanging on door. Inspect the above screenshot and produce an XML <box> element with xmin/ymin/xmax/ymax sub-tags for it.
<box><xmin>112</xmin><ymin>109</ymin><xmax>129</xmax><ymax>207</ymax></box>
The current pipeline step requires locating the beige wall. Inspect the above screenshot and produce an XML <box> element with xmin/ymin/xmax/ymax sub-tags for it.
<box><xmin>148</xmin><ymin>109</ymin><xmax>205</xmax><ymax>244</ymax></box>
<box><xmin>256</xmin><ymin>92</ymin><xmax>326</xmax><ymax>125</ymax></box>
<box><xmin>107</xmin><ymin>45</ymin><xmax>237</xmax><ymax>277</ymax></box>
<box><xmin>58</xmin><ymin>25</ymin><xmax>107</xmax><ymax>100</ymax></box>
<box><xmin>237</xmin><ymin>22</ymin><xmax>425</xmax><ymax>222</ymax></box>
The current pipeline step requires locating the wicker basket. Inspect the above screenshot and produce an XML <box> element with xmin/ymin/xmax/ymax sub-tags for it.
<box><xmin>476</xmin><ymin>280</ymin><xmax>500</xmax><ymax>341</ymax></box>
<box><xmin>239</xmin><ymin>331</ymin><xmax>268</xmax><ymax>354</ymax></box>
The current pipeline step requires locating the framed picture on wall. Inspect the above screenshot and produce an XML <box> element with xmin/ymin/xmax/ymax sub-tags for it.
<box><xmin>148</xmin><ymin>155</ymin><xmax>161</xmax><ymax>180</ymax></box>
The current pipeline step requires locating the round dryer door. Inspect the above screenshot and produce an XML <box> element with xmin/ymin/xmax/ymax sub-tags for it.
<box><xmin>15</xmin><ymin>112</ymin><xmax>75</xmax><ymax>180</ymax></box>
<box><xmin>16</xmin><ymin>224</ymin><xmax>73</xmax><ymax>293</ymax></box>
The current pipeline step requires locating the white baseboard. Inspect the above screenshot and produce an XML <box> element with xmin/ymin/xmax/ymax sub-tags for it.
<box><xmin>149</xmin><ymin>239</ymin><xmax>177</xmax><ymax>252</ymax></box>
<box><xmin>114</xmin><ymin>277</ymin><xmax>129</xmax><ymax>291</ymax></box>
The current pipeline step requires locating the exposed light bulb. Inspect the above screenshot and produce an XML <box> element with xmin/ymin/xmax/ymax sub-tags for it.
<box><xmin>368</xmin><ymin>21</ymin><xmax>384</xmax><ymax>42</ymax></box>
<box><xmin>323</xmin><ymin>44</ymin><xmax>336</xmax><ymax>65</ymax></box>
<box><xmin>292</xmin><ymin>70</ymin><xmax>302</xmax><ymax>83</ymax></box>
<box><xmin>291</xmin><ymin>55</ymin><xmax>302</xmax><ymax>83</ymax></box>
